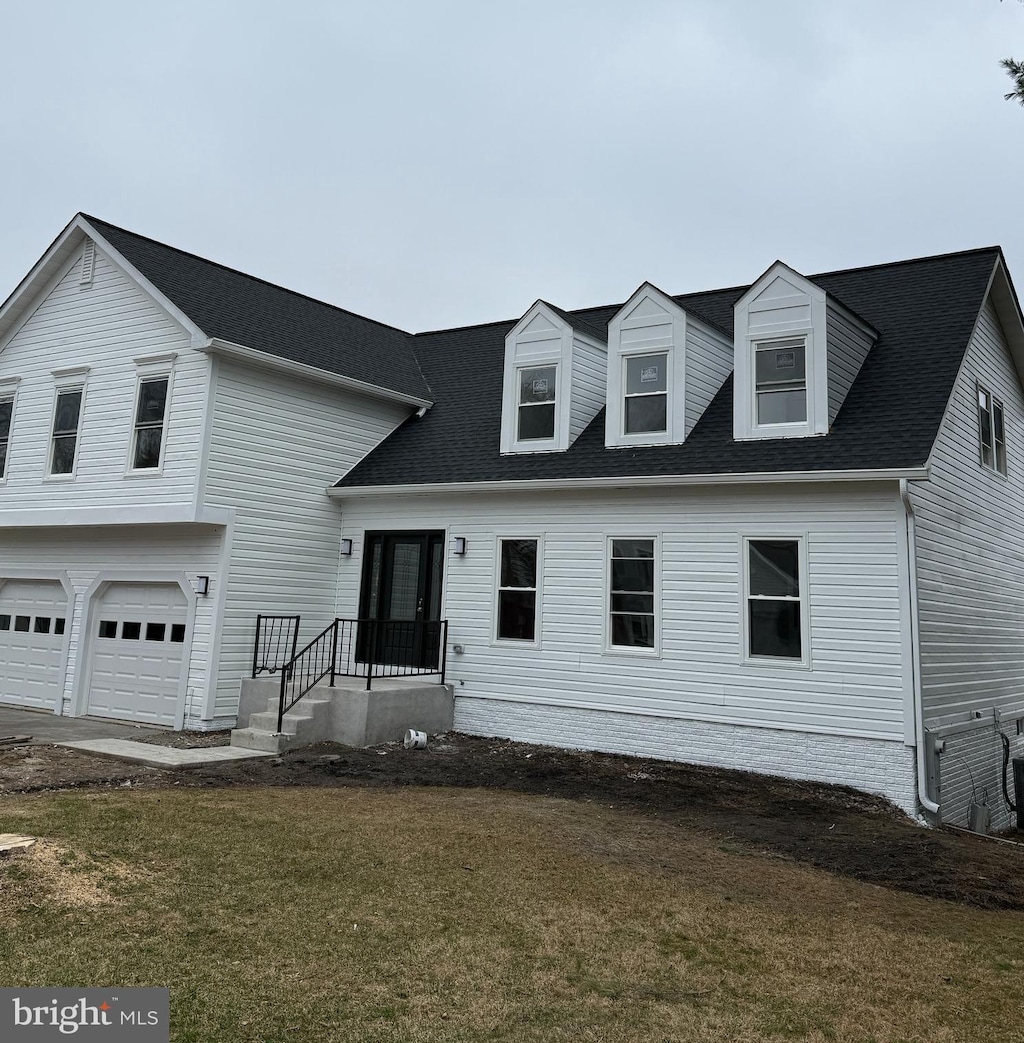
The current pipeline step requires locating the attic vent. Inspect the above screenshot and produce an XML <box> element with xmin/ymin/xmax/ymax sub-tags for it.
<box><xmin>79</xmin><ymin>240</ymin><xmax>95</xmax><ymax>287</ymax></box>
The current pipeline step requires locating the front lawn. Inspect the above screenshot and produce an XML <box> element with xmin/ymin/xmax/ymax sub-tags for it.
<box><xmin>1</xmin><ymin>786</ymin><xmax>1022</xmax><ymax>1042</ymax></box>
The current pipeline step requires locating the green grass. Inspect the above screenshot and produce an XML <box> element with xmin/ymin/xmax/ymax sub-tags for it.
<box><xmin>1</xmin><ymin>786</ymin><xmax>1023</xmax><ymax>1042</ymax></box>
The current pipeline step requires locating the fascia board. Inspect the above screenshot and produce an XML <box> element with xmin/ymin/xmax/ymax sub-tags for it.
<box><xmin>328</xmin><ymin>466</ymin><xmax>929</xmax><ymax>499</ymax></box>
<box><xmin>201</xmin><ymin>337</ymin><xmax>432</xmax><ymax>410</ymax></box>
<box><xmin>0</xmin><ymin>217</ymin><xmax>87</xmax><ymax>348</ymax></box>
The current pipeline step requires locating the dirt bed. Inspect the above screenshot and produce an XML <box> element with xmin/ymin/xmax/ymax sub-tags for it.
<box><xmin>2</xmin><ymin>733</ymin><xmax>1022</xmax><ymax>911</ymax></box>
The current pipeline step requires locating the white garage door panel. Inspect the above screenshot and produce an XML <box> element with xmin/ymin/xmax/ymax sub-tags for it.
<box><xmin>88</xmin><ymin>583</ymin><xmax>187</xmax><ymax>726</ymax></box>
<box><xmin>0</xmin><ymin>580</ymin><xmax>67</xmax><ymax>709</ymax></box>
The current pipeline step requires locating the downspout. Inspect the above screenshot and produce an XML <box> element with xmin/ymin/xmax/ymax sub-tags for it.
<box><xmin>900</xmin><ymin>478</ymin><xmax>941</xmax><ymax>815</ymax></box>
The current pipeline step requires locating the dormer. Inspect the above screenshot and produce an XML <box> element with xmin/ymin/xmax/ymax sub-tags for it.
<box><xmin>499</xmin><ymin>301</ymin><xmax>606</xmax><ymax>454</ymax></box>
<box><xmin>605</xmin><ymin>283</ymin><xmax>732</xmax><ymax>448</ymax></box>
<box><xmin>733</xmin><ymin>261</ymin><xmax>876</xmax><ymax>440</ymax></box>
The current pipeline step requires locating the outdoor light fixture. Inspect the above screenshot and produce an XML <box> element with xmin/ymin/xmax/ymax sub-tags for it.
<box><xmin>195</xmin><ymin>576</ymin><xmax>210</xmax><ymax>596</ymax></box>
<box><xmin>340</xmin><ymin>538</ymin><xmax>353</xmax><ymax>556</ymax></box>
<box><xmin>452</xmin><ymin>536</ymin><xmax>467</xmax><ymax>556</ymax></box>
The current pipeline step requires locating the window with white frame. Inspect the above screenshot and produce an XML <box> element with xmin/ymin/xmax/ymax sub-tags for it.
<box><xmin>131</xmin><ymin>376</ymin><xmax>170</xmax><ymax>469</ymax></box>
<box><xmin>496</xmin><ymin>538</ymin><xmax>539</xmax><ymax>641</ymax></box>
<box><xmin>49</xmin><ymin>387</ymin><xmax>84</xmax><ymax>476</ymax></box>
<box><xmin>517</xmin><ymin>366</ymin><xmax>556</xmax><ymax>441</ymax></box>
<box><xmin>978</xmin><ymin>384</ymin><xmax>1007</xmax><ymax>475</ymax></box>
<box><xmin>623</xmin><ymin>353</ymin><xmax>668</xmax><ymax>434</ymax></box>
<box><xmin>754</xmin><ymin>337</ymin><xmax>807</xmax><ymax>426</ymax></box>
<box><xmin>746</xmin><ymin>538</ymin><xmax>803</xmax><ymax>661</ymax></box>
<box><xmin>608</xmin><ymin>538</ymin><xmax>656</xmax><ymax>649</ymax></box>
<box><xmin>0</xmin><ymin>395</ymin><xmax>13</xmax><ymax>479</ymax></box>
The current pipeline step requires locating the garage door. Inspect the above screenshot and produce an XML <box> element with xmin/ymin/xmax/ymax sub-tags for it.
<box><xmin>0</xmin><ymin>580</ymin><xmax>68</xmax><ymax>710</ymax></box>
<box><xmin>87</xmin><ymin>583</ymin><xmax>188</xmax><ymax>725</ymax></box>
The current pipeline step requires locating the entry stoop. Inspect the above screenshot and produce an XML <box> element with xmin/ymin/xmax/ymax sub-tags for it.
<box><xmin>230</xmin><ymin>676</ymin><xmax>454</xmax><ymax>753</ymax></box>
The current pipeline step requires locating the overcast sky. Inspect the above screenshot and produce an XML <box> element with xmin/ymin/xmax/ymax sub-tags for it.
<box><xmin>1</xmin><ymin>1</ymin><xmax>1022</xmax><ymax>332</ymax></box>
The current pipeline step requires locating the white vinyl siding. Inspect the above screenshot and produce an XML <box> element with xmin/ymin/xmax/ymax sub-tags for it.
<box><xmin>826</xmin><ymin>304</ymin><xmax>874</xmax><ymax>424</ymax></box>
<box><xmin>202</xmin><ymin>356</ymin><xmax>410</xmax><ymax>720</ymax></box>
<box><xmin>683</xmin><ymin>319</ymin><xmax>733</xmax><ymax>438</ymax></box>
<box><xmin>912</xmin><ymin>299</ymin><xmax>1024</xmax><ymax>731</ymax></box>
<box><xmin>0</xmin><ymin>247</ymin><xmax>204</xmax><ymax>509</ymax></box>
<box><xmin>569</xmin><ymin>335</ymin><xmax>607</xmax><ymax>445</ymax></box>
<box><xmin>337</xmin><ymin>483</ymin><xmax>906</xmax><ymax>741</ymax></box>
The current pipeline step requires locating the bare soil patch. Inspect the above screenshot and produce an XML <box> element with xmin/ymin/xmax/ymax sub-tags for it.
<box><xmin>1</xmin><ymin>732</ymin><xmax>1023</xmax><ymax>910</ymax></box>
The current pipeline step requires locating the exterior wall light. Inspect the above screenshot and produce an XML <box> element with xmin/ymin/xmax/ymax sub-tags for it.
<box><xmin>452</xmin><ymin>537</ymin><xmax>467</xmax><ymax>556</ymax></box>
<box><xmin>195</xmin><ymin>576</ymin><xmax>210</xmax><ymax>596</ymax></box>
<box><xmin>340</xmin><ymin>538</ymin><xmax>353</xmax><ymax>556</ymax></box>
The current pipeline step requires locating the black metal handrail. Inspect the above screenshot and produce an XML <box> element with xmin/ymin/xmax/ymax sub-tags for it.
<box><xmin>252</xmin><ymin>614</ymin><xmax>301</xmax><ymax>677</ymax></box>
<box><xmin>277</xmin><ymin>621</ymin><xmax>338</xmax><ymax>731</ymax></box>
<box><xmin>269</xmin><ymin>616</ymin><xmax>448</xmax><ymax>732</ymax></box>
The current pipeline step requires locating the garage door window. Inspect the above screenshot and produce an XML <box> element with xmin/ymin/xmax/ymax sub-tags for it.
<box><xmin>14</xmin><ymin>616</ymin><xmax>30</xmax><ymax>632</ymax></box>
<box><xmin>122</xmin><ymin>621</ymin><xmax>141</xmax><ymax>640</ymax></box>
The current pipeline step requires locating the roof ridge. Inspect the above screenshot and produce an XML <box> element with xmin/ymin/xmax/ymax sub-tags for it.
<box><xmin>809</xmin><ymin>245</ymin><xmax>1001</xmax><ymax>281</ymax></box>
<box><xmin>79</xmin><ymin>213</ymin><xmax>413</xmax><ymax>340</ymax></box>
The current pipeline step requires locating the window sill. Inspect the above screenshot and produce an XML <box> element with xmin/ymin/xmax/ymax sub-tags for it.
<box><xmin>603</xmin><ymin>644</ymin><xmax>661</xmax><ymax>659</ymax></box>
<box><xmin>741</xmin><ymin>653</ymin><xmax>811</xmax><ymax>671</ymax></box>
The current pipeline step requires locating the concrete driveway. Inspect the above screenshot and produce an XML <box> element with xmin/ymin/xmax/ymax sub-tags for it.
<box><xmin>0</xmin><ymin>706</ymin><xmax>162</xmax><ymax>745</ymax></box>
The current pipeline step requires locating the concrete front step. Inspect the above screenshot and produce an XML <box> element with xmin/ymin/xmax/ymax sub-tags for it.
<box><xmin>230</xmin><ymin>728</ymin><xmax>292</xmax><ymax>754</ymax></box>
<box><xmin>232</xmin><ymin>696</ymin><xmax>333</xmax><ymax>753</ymax></box>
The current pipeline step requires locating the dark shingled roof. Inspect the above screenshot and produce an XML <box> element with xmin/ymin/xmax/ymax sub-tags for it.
<box><xmin>337</xmin><ymin>247</ymin><xmax>1002</xmax><ymax>488</ymax></box>
<box><xmin>83</xmin><ymin>215</ymin><xmax>430</xmax><ymax>402</ymax></box>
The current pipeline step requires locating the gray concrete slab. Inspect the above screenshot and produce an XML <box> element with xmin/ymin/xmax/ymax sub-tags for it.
<box><xmin>0</xmin><ymin>706</ymin><xmax>162</xmax><ymax>745</ymax></box>
<box><xmin>57</xmin><ymin>739</ymin><xmax>277</xmax><ymax>769</ymax></box>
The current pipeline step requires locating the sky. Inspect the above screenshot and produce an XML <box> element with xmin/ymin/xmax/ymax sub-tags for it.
<box><xmin>1</xmin><ymin>0</ymin><xmax>1022</xmax><ymax>333</ymax></box>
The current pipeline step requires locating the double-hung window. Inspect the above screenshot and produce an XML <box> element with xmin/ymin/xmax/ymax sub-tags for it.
<box><xmin>755</xmin><ymin>337</ymin><xmax>807</xmax><ymax>426</ymax></box>
<box><xmin>49</xmin><ymin>387</ymin><xmax>84</xmax><ymax>476</ymax></box>
<box><xmin>0</xmin><ymin>394</ymin><xmax>13</xmax><ymax>479</ymax></box>
<box><xmin>496</xmin><ymin>538</ymin><xmax>539</xmax><ymax>642</ymax></box>
<box><xmin>978</xmin><ymin>384</ymin><xmax>1007</xmax><ymax>475</ymax></box>
<box><xmin>608</xmin><ymin>538</ymin><xmax>657</xmax><ymax>650</ymax></box>
<box><xmin>745</xmin><ymin>538</ymin><xmax>804</xmax><ymax>662</ymax></box>
<box><xmin>517</xmin><ymin>366</ymin><xmax>556</xmax><ymax>441</ymax></box>
<box><xmin>624</xmin><ymin>354</ymin><xmax>668</xmax><ymax>435</ymax></box>
<box><xmin>131</xmin><ymin>376</ymin><xmax>170</xmax><ymax>470</ymax></box>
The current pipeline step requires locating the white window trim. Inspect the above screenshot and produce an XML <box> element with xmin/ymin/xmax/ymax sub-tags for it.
<box><xmin>747</xmin><ymin>332</ymin><xmax>817</xmax><ymax>437</ymax></box>
<box><xmin>491</xmin><ymin>535</ymin><xmax>543</xmax><ymax>648</ymax></box>
<box><xmin>617</xmin><ymin>348</ymin><xmax>675</xmax><ymax>445</ymax></box>
<box><xmin>977</xmin><ymin>381</ymin><xmax>1008</xmax><ymax>478</ymax></box>
<box><xmin>45</xmin><ymin>373</ymin><xmax>89</xmax><ymax>481</ymax></box>
<box><xmin>603</xmin><ymin>534</ymin><xmax>661</xmax><ymax>657</ymax></box>
<box><xmin>605</xmin><ymin>285</ymin><xmax>687</xmax><ymax>449</ymax></box>
<box><xmin>125</xmin><ymin>361</ymin><xmax>175</xmax><ymax>477</ymax></box>
<box><xmin>510</xmin><ymin>361</ymin><xmax>561</xmax><ymax>453</ymax></box>
<box><xmin>0</xmin><ymin>377</ymin><xmax>21</xmax><ymax>486</ymax></box>
<box><xmin>740</xmin><ymin>534</ymin><xmax>810</xmax><ymax>670</ymax></box>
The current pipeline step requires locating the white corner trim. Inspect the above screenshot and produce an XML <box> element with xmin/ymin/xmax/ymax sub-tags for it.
<box><xmin>200</xmin><ymin>337</ymin><xmax>432</xmax><ymax>410</ymax></box>
<box><xmin>327</xmin><ymin>467</ymin><xmax>930</xmax><ymax>499</ymax></box>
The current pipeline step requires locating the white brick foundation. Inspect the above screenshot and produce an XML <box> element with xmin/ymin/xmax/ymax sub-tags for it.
<box><xmin>454</xmin><ymin>697</ymin><xmax>920</xmax><ymax>816</ymax></box>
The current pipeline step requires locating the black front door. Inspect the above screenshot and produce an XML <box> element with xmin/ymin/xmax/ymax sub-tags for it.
<box><xmin>358</xmin><ymin>531</ymin><xmax>444</xmax><ymax>668</ymax></box>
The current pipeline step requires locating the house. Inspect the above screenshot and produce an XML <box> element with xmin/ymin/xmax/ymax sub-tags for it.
<box><xmin>2</xmin><ymin>215</ymin><xmax>1023</xmax><ymax>830</ymax></box>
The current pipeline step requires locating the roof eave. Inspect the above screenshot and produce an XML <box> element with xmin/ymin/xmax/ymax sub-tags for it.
<box><xmin>202</xmin><ymin>337</ymin><xmax>433</xmax><ymax>410</ymax></box>
<box><xmin>328</xmin><ymin>465</ymin><xmax>930</xmax><ymax>499</ymax></box>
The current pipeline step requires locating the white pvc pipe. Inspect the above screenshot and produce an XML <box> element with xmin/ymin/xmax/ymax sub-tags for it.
<box><xmin>900</xmin><ymin>479</ymin><xmax>941</xmax><ymax>815</ymax></box>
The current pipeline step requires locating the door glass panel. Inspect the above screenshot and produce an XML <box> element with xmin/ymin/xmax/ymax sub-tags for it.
<box><xmin>389</xmin><ymin>542</ymin><xmax>421</xmax><ymax>621</ymax></box>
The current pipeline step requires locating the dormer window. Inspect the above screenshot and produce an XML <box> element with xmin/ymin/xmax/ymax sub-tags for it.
<box><xmin>605</xmin><ymin>283</ymin><xmax>733</xmax><ymax>449</ymax></box>
<box><xmin>624</xmin><ymin>354</ymin><xmax>668</xmax><ymax>434</ymax></box>
<box><xmin>500</xmin><ymin>301</ymin><xmax>606</xmax><ymax>455</ymax></box>
<box><xmin>755</xmin><ymin>337</ymin><xmax>807</xmax><ymax>425</ymax></box>
<box><xmin>733</xmin><ymin>261</ymin><xmax>876</xmax><ymax>441</ymax></box>
<box><xmin>517</xmin><ymin>366</ymin><xmax>557</xmax><ymax>441</ymax></box>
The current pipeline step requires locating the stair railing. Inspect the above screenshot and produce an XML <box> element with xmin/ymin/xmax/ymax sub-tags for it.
<box><xmin>277</xmin><ymin>621</ymin><xmax>338</xmax><ymax>732</ymax></box>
